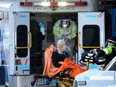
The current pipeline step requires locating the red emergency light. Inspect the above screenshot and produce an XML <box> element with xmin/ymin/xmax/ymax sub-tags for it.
<box><xmin>75</xmin><ymin>2</ymin><xmax>87</xmax><ymax>6</ymax></box>
<box><xmin>20</xmin><ymin>2</ymin><xmax>33</xmax><ymax>6</ymax></box>
<box><xmin>50</xmin><ymin>2</ymin><xmax>58</xmax><ymax>6</ymax></box>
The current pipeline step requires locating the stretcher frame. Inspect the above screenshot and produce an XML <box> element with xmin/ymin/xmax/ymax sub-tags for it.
<box><xmin>31</xmin><ymin>62</ymin><xmax>90</xmax><ymax>87</ymax></box>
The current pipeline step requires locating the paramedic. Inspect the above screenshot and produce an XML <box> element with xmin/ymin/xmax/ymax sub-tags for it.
<box><xmin>94</xmin><ymin>36</ymin><xmax>116</xmax><ymax>67</ymax></box>
<box><xmin>53</xmin><ymin>19</ymin><xmax>77</xmax><ymax>58</ymax></box>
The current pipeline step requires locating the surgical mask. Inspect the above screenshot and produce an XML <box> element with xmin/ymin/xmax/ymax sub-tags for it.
<box><xmin>63</xmin><ymin>24</ymin><xmax>67</xmax><ymax>28</ymax></box>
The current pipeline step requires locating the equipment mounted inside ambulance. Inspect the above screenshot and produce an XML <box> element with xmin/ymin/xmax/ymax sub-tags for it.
<box><xmin>0</xmin><ymin>0</ymin><xmax>106</xmax><ymax>87</ymax></box>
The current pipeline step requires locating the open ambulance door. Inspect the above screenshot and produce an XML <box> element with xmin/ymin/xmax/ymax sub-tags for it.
<box><xmin>13</xmin><ymin>12</ymin><xmax>31</xmax><ymax>75</ymax></box>
<box><xmin>78</xmin><ymin>12</ymin><xmax>105</xmax><ymax>64</ymax></box>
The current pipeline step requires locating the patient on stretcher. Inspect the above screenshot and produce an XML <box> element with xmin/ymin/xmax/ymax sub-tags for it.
<box><xmin>43</xmin><ymin>40</ymin><xmax>87</xmax><ymax>78</ymax></box>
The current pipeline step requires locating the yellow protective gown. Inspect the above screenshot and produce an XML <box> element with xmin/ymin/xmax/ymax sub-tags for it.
<box><xmin>53</xmin><ymin>19</ymin><xmax>77</xmax><ymax>58</ymax></box>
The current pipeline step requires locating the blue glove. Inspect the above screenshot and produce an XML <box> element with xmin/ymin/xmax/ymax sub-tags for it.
<box><xmin>59</xmin><ymin>36</ymin><xmax>65</xmax><ymax>40</ymax></box>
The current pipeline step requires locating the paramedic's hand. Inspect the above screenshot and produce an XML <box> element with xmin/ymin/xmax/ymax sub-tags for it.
<box><xmin>58</xmin><ymin>35</ymin><xmax>65</xmax><ymax>40</ymax></box>
<box><xmin>92</xmin><ymin>49</ymin><xmax>98</xmax><ymax>54</ymax></box>
<box><xmin>93</xmin><ymin>49</ymin><xmax>97</xmax><ymax>52</ymax></box>
<box><xmin>58</xmin><ymin>61</ymin><xmax>64</xmax><ymax>64</ymax></box>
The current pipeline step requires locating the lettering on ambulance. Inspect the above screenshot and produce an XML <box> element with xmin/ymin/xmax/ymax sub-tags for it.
<box><xmin>86</xmin><ymin>14</ymin><xmax>103</xmax><ymax>18</ymax></box>
<box><xmin>86</xmin><ymin>14</ymin><xmax>96</xmax><ymax>18</ymax></box>
<box><xmin>18</xmin><ymin>14</ymin><xmax>27</xmax><ymax>18</ymax></box>
<box><xmin>82</xmin><ymin>76</ymin><xmax>113</xmax><ymax>80</ymax></box>
<box><xmin>83</xmin><ymin>76</ymin><xmax>90</xmax><ymax>80</ymax></box>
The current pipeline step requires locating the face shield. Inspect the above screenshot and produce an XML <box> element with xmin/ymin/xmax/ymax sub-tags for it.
<box><xmin>61</xmin><ymin>19</ymin><xmax>70</xmax><ymax>28</ymax></box>
<box><xmin>107</xmin><ymin>36</ymin><xmax>116</xmax><ymax>46</ymax></box>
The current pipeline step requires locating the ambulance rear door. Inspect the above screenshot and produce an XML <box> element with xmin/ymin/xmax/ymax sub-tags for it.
<box><xmin>78</xmin><ymin>12</ymin><xmax>105</xmax><ymax>63</ymax></box>
<box><xmin>13</xmin><ymin>12</ymin><xmax>31</xmax><ymax>75</ymax></box>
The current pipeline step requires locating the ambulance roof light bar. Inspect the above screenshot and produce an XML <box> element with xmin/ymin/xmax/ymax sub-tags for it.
<box><xmin>20</xmin><ymin>1</ymin><xmax>87</xmax><ymax>7</ymax></box>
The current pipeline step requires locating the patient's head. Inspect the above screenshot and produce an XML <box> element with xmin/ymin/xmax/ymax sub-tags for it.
<box><xmin>57</xmin><ymin>40</ymin><xmax>66</xmax><ymax>52</ymax></box>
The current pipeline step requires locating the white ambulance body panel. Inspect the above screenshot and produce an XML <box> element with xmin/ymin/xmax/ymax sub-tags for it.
<box><xmin>78</xmin><ymin>12</ymin><xmax>105</xmax><ymax>63</ymax></box>
<box><xmin>73</xmin><ymin>57</ymin><xmax>116</xmax><ymax>87</ymax></box>
<box><xmin>10</xmin><ymin>12</ymin><xmax>30</xmax><ymax>75</ymax></box>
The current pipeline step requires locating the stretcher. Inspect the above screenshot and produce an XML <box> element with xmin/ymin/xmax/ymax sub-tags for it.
<box><xmin>30</xmin><ymin>61</ymin><xmax>90</xmax><ymax>87</ymax></box>
<box><xmin>30</xmin><ymin>72</ymin><xmax>74</xmax><ymax>87</ymax></box>
<box><xmin>30</xmin><ymin>45</ymin><xmax>91</xmax><ymax>87</ymax></box>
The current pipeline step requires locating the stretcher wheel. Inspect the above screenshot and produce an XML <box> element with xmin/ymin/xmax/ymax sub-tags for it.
<box><xmin>31</xmin><ymin>80</ymin><xmax>36</xmax><ymax>86</ymax></box>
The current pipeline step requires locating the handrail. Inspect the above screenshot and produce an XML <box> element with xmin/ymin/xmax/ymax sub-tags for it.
<box><xmin>78</xmin><ymin>32</ymin><xmax>101</xmax><ymax>48</ymax></box>
<box><xmin>16</xmin><ymin>32</ymin><xmax>32</xmax><ymax>49</ymax></box>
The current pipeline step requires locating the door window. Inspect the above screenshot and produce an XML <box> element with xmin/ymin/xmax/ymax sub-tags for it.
<box><xmin>17</xmin><ymin>25</ymin><xmax>28</xmax><ymax>57</ymax></box>
<box><xmin>83</xmin><ymin>25</ymin><xmax>100</xmax><ymax>51</ymax></box>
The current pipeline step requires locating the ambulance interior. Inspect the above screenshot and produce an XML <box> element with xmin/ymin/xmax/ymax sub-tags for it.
<box><xmin>17</xmin><ymin>12</ymin><xmax>101</xmax><ymax>74</ymax></box>
<box><xmin>29</xmin><ymin>12</ymin><xmax>77</xmax><ymax>74</ymax></box>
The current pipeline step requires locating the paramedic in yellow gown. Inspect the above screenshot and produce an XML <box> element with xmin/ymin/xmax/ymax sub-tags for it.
<box><xmin>53</xmin><ymin>19</ymin><xmax>77</xmax><ymax>58</ymax></box>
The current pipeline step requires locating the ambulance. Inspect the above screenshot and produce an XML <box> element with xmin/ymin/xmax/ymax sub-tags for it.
<box><xmin>0</xmin><ymin>0</ymin><xmax>106</xmax><ymax>87</ymax></box>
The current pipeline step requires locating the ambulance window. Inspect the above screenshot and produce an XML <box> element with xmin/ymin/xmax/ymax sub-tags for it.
<box><xmin>109</xmin><ymin>61</ymin><xmax>116</xmax><ymax>71</ymax></box>
<box><xmin>17</xmin><ymin>25</ymin><xmax>28</xmax><ymax>57</ymax></box>
<box><xmin>83</xmin><ymin>25</ymin><xmax>100</xmax><ymax>51</ymax></box>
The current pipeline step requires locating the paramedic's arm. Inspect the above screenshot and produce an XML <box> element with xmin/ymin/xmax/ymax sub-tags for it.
<box><xmin>53</xmin><ymin>20</ymin><xmax>62</xmax><ymax>38</ymax></box>
<box><xmin>94</xmin><ymin>46</ymin><xmax>112</xmax><ymax>63</ymax></box>
<box><xmin>67</xmin><ymin>20</ymin><xmax>77</xmax><ymax>40</ymax></box>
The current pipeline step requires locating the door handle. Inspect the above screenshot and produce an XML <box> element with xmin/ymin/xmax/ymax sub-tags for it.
<box><xmin>78</xmin><ymin>32</ymin><xmax>101</xmax><ymax>48</ymax></box>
